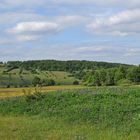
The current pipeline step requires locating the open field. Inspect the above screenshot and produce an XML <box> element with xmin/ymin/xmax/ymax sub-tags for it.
<box><xmin>0</xmin><ymin>85</ymin><xmax>86</xmax><ymax>99</ymax></box>
<box><xmin>0</xmin><ymin>86</ymin><xmax>140</xmax><ymax>140</ymax></box>
<box><xmin>0</xmin><ymin>66</ymin><xmax>77</xmax><ymax>87</ymax></box>
<box><xmin>0</xmin><ymin>116</ymin><xmax>139</xmax><ymax>140</ymax></box>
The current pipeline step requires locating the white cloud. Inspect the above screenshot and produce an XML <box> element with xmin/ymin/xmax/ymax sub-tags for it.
<box><xmin>16</xmin><ymin>35</ymin><xmax>41</xmax><ymax>42</ymax></box>
<box><xmin>87</xmin><ymin>9</ymin><xmax>140</xmax><ymax>36</ymax></box>
<box><xmin>6</xmin><ymin>15</ymin><xmax>88</xmax><ymax>34</ymax></box>
<box><xmin>5</xmin><ymin>15</ymin><xmax>89</xmax><ymax>42</ymax></box>
<box><xmin>0</xmin><ymin>12</ymin><xmax>44</xmax><ymax>25</ymax></box>
<box><xmin>8</xmin><ymin>21</ymin><xmax>59</xmax><ymax>34</ymax></box>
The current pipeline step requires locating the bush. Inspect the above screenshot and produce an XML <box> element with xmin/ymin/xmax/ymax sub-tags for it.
<box><xmin>6</xmin><ymin>85</ymin><xmax>10</xmax><ymax>88</ymax></box>
<box><xmin>116</xmin><ymin>79</ymin><xmax>133</xmax><ymax>86</ymax></box>
<box><xmin>23</xmin><ymin>88</ymin><xmax>45</xmax><ymax>103</ymax></box>
<box><xmin>42</xmin><ymin>79</ymin><xmax>56</xmax><ymax>86</ymax></box>
<box><xmin>32</xmin><ymin>76</ymin><xmax>41</xmax><ymax>86</ymax></box>
<box><xmin>73</xmin><ymin>80</ymin><xmax>79</xmax><ymax>85</ymax></box>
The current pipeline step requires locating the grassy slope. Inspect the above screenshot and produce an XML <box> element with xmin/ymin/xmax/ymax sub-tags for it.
<box><xmin>0</xmin><ymin>66</ymin><xmax>77</xmax><ymax>87</ymax></box>
<box><xmin>0</xmin><ymin>87</ymin><xmax>140</xmax><ymax>140</ymax></box>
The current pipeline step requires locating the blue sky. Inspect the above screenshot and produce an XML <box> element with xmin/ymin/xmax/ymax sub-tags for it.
<box><xmin>0</xmin><ymin>0</ymin><xmax>140</xmax><ymax>64</ymax></box>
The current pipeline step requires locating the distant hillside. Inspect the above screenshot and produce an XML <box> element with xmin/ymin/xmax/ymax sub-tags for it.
<box><xmin>0</xmin><ymin>66</ymin><xmax>77</xmax><ymax>88</ymax></box>
<box><xmin>5</xmin><ymin>60</ymin><xmax>131</xmax><ymax>72</ymax></box>
<box><xmin>0</xmin><ymin>60</ymin><xmax>135</xmax><ymax>88</ymax></box>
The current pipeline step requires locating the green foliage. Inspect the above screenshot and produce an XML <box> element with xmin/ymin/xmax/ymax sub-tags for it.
<box><xmin>127</xmin><ymin>67</ymin><xmax>140</xmax><ymax>83</ymax></box>
<box><xmin>42</xmin><ymin>79</ymin><xmax>56</xmax><ymax>86</ymax></box>
<box><xmin>116</xmin><ymin>79</ymin><xmax>133</xmax><ymax>86</ymax></box>
<box><xmin>0</xmin><ymin>60</ymin><xmax>139</xmax><ymax>88</ymax></box>
<box><xmin>99</xmin><ymin>69</ymin><xmax>106</xmax><ymax>86</ymax></box>
<box><xmin>0</xmin><ymin>68</ymin><xmax>77</xmax><ymax>88</ymax></box>
<box><xmin>32</xmin><ymin>76</ymin><xmax>41</xmax><ymax>86</ymax></box>
<box><xmin>114</xmin><ymin>66</ymin><xmax>126</xmax><ymax>83</ymax></box>
<box><xmin>106</xmin><ymin>69</ymin><xmax>115</xmax><ymax>86</ymax></box>
<box><xmin>85</xmin><ymin>66</ymin><xmax>140</xmax><ymax>86</ymax></box>
<box><xmin>0</xmin><ymin>87</ymin><xmax>140</xmax><ymax>134</ymax></box>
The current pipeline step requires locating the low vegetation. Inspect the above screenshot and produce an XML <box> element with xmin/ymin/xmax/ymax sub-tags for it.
<box><xmin>0</xmin><ymin>87</ymin><xmax>140</xmax><ymax>139</ymax></box>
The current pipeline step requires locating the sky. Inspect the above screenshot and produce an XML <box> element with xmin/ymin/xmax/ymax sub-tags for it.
<box><xmin>0</xmin><ymin>0</ymin><xmax>140</xmax><ymax>64</ymax></box>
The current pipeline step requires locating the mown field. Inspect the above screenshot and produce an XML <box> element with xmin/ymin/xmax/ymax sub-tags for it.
<box><xmin>0</xmin><ymin>86</ymin><xmax>140</xmax><ymax>140</ymax></box>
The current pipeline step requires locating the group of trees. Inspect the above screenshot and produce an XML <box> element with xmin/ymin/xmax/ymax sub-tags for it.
<box><xmin>32</xmin><ymin>76</ymin><xmax>56</xmax><ymax>87</ymax></box>
<box><xmin>84</xmin><ymin>66</ymin><xmax>140</xmax><ymax>86</ymax></box>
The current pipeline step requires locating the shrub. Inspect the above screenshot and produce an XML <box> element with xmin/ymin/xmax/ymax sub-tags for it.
<box><xmin>32</xmin><ymin>76</ymin><xmax>41</xmax><ymax>87</ymax></box>
<box><xmin>42</xmin><ymin>79</ymin><xmax>55</xmax><ymax>86</ymax></box>
<box><xmin>73</xmin><ymin>80</ymin><xmax>79</xmax><ymax>85</ymax></box>
<box><xmin>116</xmin><ymin>79</ymin><xmax>133</xmax><ymax>86</ymax></box>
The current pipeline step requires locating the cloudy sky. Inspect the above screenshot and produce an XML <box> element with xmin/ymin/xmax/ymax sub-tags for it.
<box><xmin>0</xmin><ymin>0</ymin><xmax>140</xmax><ymax>64</ymax></box>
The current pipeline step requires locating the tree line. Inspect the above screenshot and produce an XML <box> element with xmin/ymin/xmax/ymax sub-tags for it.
<box><xmin>84</xmin><ymin>66</ymin><xmax>140</xmax><ymax>86</ymax></box>
<box><xmin>6</xmin><ymin>60</ymin><xmax>131</xmax><ymax>72</ymax></box>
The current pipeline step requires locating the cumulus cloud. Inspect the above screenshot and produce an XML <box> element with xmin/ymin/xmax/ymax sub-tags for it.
<box><xmin>87</xmin><ymin>9</ymin><xmax>140</xmax><ymax>36</ymax></box>
<box><xmin>7</xmin><ymin>22</ymin><xmax>59</xmax><ymax>34</ymax></box>
<box><xmin>5</xmin><ymin>15</ymin><xmax>89</xmax><ymax>42</ymax></box>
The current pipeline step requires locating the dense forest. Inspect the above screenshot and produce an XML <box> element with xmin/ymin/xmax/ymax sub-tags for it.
<box><xmin>5</xmin><ymin>60</ymin><xmax>130</xmax><ymax>72</ymax></box>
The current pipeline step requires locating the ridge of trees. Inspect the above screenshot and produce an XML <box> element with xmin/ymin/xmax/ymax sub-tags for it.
<box><xmin>6</xmin><ymin>60</ymin><xmax>132</xmax><ymax>72</ymax></box>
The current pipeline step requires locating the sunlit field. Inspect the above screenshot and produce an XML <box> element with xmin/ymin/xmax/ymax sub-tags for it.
<box><xmin>0</xmin><ymin>85</ymin><xmax>86</xmax><ymax>98</ymax></box>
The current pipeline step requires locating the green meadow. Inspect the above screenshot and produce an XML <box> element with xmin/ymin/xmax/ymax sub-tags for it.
<box><xmin>0</xmin><ymin>86</ymin><xmax>140</xmax><ymax>140</ymax></box>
